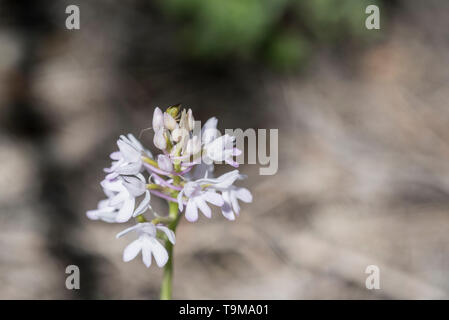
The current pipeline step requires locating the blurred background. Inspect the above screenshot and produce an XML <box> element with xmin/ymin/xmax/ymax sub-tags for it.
<box><xmin>1</xmin><ymin>0</ymin><xmax>449</xmax><ymax>299</ymax></box>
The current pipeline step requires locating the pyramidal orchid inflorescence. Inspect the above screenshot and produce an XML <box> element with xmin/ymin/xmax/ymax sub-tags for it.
<box><xmin>86</xmin><ymin>105</ymin><xmax>252</xmax><ymax>299</ymax></box>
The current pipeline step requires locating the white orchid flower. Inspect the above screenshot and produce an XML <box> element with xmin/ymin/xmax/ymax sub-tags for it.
<box><xmin>105</xmin><ymin>134</ymin><xmax>151</xmax><ymax>179</ymax></box>
<box><xmin>195</xmin><ymin>170</ymin><xmax>252</xmax><ymax>220</ymax></box>
<box><xmin>220</xmin><ymin>186</ymin><xmax>253</xmax><ymax>220</ymax></box>
<box><xmin>203</xmin><ymin>134</ymin><xmax>241</xmax><ymax>167</ymax></box>
<box><xmin>86</xmin><ymin>199</ymin><xmax>118</xmax><ymax>223</ymax></box>
<box><xmin>116</xmin><ymin>223</ymin><xmax>175</xmax><ymax>268</ymax></box>
<box><xmin>177</xmin><ymin>181</ymin><xmax>224</xmax><ymax>222</ymax></box>
<box><xmin>189</xmin><ymin>117</ymin><xmax>219</xmax><ymax>179</ymax></box>
<box><xmin>101</xmin><ymin>176</ymin><xmax>150</xmax><ymax>223</ymax></box>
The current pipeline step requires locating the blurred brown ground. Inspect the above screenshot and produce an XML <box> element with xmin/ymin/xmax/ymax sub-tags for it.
<box><xmin>1</xmin><ymin>0</ymin><xmax>449</xmax><ymax>299</ymax></box>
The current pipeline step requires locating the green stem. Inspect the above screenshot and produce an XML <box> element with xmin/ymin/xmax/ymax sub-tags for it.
<box><xmin>160</xmin><ymin>131</ymin><xmax>183</xmax><ymax>300</ymax></box>
<box><xmin>160</xmin><ymin>200</ymin><xmax>180</xmax><ymax>300</ymax></box>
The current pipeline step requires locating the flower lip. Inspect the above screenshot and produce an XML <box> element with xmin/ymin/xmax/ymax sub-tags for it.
<box><xmin>117</xmin><ymin>222</ymin><xmax>175</xmax><ymax>268</ymax></box>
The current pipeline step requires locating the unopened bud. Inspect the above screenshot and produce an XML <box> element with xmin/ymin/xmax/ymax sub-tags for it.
<box><xmin>153</xmin><ymin>129</ymin><xmax>167</xmax><ymax>150</ymax></box>
<box><xmin>166</xmin><ymin>104</ymin><xmax>181</xmax><ymax>118</ymax></box>
<box><xmin>164</xmin><ymin>113</ymin><xmax>177</xmax><ymax>131</ymax></box>
<box><xmin>157</xmin><ymin>154</ymin><xmax>173</xmax><ymax>172</ymax></box>
<box><xmin>152</xmin><ymin>107</ymin><xmax>164</xmax><ymax>131</ymax></box>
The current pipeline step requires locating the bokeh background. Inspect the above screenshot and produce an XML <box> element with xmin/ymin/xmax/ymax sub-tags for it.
<box><xmin>1</xmin><ymin>0</ymin><xmax>449</xmax><ymax>299</ymax></box>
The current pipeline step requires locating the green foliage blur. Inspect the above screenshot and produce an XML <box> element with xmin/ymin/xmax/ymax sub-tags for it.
<box><xmin>158</xmin><ymin>0</ymin><xmax>383</xmax><ymax>72</ymax></box>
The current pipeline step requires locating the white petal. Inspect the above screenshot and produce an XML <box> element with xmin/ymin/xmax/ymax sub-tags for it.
<box><xmin>123</xmin><ymin>239</ymin><xmax>142</xmax><ymax>262</ymax></box>
<box><xmin>105</xmin><ymin>172</ymin><xmax>119</xmax><ymax>181</ymax></box>
<box><xmin>133</xmin><ymin>191</ymin><xmax>150</xmax><ymax>217</ymax></box>
<box><xmin>86</xmin><ymin>209</ymin><xmax>100</xmax><ymax>220</ymax></box>
<box><xmin>205</xmin><ymin>135</ymin><xmax>235</xmax><ymax>162</ymax></box>
<box><xmin>139</xmin><ymin>222</ymin><xmax>157</xmax><ymax>237</ymax></box>
<box><xmin>185</xmin><ymin>199</ymin><xmax>198</xmax><ymax>222</ymax></box>
<box><xmin>225</xmin><ymin>158</ymin><xmax>239</xmax><ymax>168</ymax></box>
<box><xmin>117</xmin><ymin>139</ymin><xmax>140</xmax><ymax>162</ymax></box>
<box><xmin>195</xmin><ymin>196</ymin><xmax>211</xmax><ymax>218</ymax></box>
<box><xmin>230</xmin><ymin>192</ymin><xmax>240</xmax><ymax>215</ymax></box>
<box><xmin>87</xmin><ymin>207</ymin><xmax>117</xmax><ymax>223</ymax></box>
<box><xmin>221</xmin><ymin>191</ymin><xmax>236</xmax><ymax>219</ymax></box>
<box><xmin>106</xmin><ymin>158</ymin><xmax>123</xmax><ymax>173</ymax></box>
<box><xmin>185</xmin><ymin>136</ymin><xmax>201</xmax><ymax>155</ymax></box>
<box><xmin>221</xmin><ymin>203</ymin><xmax>235</xmax><ymax>221</ymax></box>
<box><xmin>103</xmin><ymin>187</ymin><xmax>116</xmax><ymax>199</ymax></box>
<box><xmin>97</xmin><ymin>199</ymin><xmax>110</xmax><ymax>209</ymax></box>
<box><xmin>177</xmin><ymin>191</ymin><xmax>184</xmax><ymax>211</ymax></box>
<box><xmin>192</xmin><ymin>163</ymin><xmax>214</xmax><ymax>180</ymax></box>
<box><xmin>101</xmin><ymin>179</ymin><xmax>124</xmax><ymax>192</ymax></box>
<box><xmin>183</xmin><ymin>181</ymin><xmax>201</xmax><ymax>197</ymax></box>
<box><xmin>141</xmin><ymin>240</ymin><xmax>153</xmax><ymax>268</ymax></box>
<box><xmin>236</xmin><ymin>187</ymin><xmax>252</xmax><ymax>203</ymax></box>
<box><xmin>223</xmin><ymin>134</ymin><xmax>235</xmax><ymax>148</ymax></box>
<box><xmin>122</xmin><ymin>175</ymin><xmax>146</xmax><ymax>197</ymax></box>
<box><xmin>127</xmin><ymin>134</ymin><xmax>143</xmax><ymax>151</ymax></box>
<box><xmin>115</xmin><ymin>197</ymin><xmax>135</xmax><ymax>223</ymax></box>
<box><xmin>156</xmin><ymin>226</ymin><xmax>176</xmax><ymax>245</ymax></box>
<box><xmin>119</xmin><ymin>134</ymin><xmax>131</xmax><ymax>145</ymax></box>
<box><xmin>203</xmin><ymin>191</ymin><xmax>224</xmax><ymax>207</ymax></box>
<box><xmin>116</xmin><ymin>223</ymin><xmax>142</xmax><ymax>238</ymax></box>
<box><xmin>205</xmin><ymin>141</ymin><xmax>222</xmax><ymax>161</ymax></box>
<box><xmin>109</xmin><ymin>191</ymin><xmax>128</xmax><ymax>206</ymax></box>
<box><xmin>213</xmin><ymin>170</ymin><xmax>240</xmax><ymax>189</ymax></box>
<box><xmin>187</xmin><ymin>108</ymin><xmax>195</xmax><ymax>131</ymax></box>
<box><xmin>233</xmin><ymin>148</ymin><xmax>242</xmax><ymax>156</ymax></box>
<box><xmin>115</xmin><ymin>161</ymin><xmax>142</xmax><ymax>176</ymax></box>
<box><xmin>194</xmin><ymin>170</ymin><xmax>240</xmax><ymax>190</ymax></box>
<box><xmin>222</xmin><ymin>191</ymin><xmax>231</xmax><ymax>204</ymax></box>
<box><xmin>149</xmin><ymin>238</ymin><xmax>169</xmax><ymax>267</ymax></box>
<box><xmin>110</xmin><ymin>151</ymin><xmax>121</xmax><ymax>160</ymax></box>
